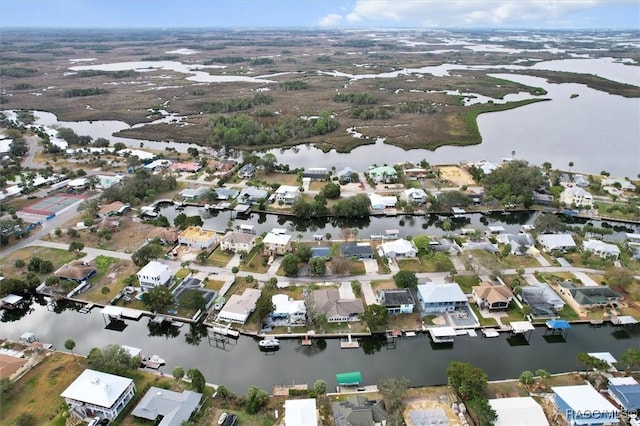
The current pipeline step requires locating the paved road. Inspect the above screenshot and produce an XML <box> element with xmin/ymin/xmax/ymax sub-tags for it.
<box><xmin>22</xmin><ymin>135</ymin><xmax>45</xmax><ymax>169</ymax></box>
<box><xmin>30</xmin><ymin>239</ymin><xmax>133</xmax><ymax>260</ymax></box>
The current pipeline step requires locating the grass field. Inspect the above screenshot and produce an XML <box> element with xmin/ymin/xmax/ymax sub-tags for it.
<box><xmin>1</xmin><ymin>246</ymin><xmax>83</xmax><ymax>280</ymax></box>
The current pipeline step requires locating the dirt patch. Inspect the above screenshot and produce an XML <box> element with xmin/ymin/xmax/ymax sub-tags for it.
<box><xmin>404</xmin><ymin>387</ymin><xmax>464</xmax><ymax>426</ymax></box>
<box><xmin>436</xmin><ymin>165</ymin><xmax>475</xmax><ymax>187</ymax></box>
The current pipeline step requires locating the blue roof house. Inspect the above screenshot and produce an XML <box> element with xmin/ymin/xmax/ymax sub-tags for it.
<box><xmin>311</xmin><ymin>247</ymin><xmax>331</xmax><ymax>259</ymax></box>
<box><xmin>608</xmin><ymin>381</ymin><xmax>640</xmax><ymax>413</ymax></box>
<box><xmin>238</xmin><ymin>163</ymin><xmax>256</xmax><ymax>179</ymax></box>
<box><xmin>552</xmin><ymin>384</ymin><xmax>619</xmax><ymax>425</ymax></box>
<box><xmin>416</xmin><ymin>283</ymin><xmax>468</xmax><ymax>314</ymax></box>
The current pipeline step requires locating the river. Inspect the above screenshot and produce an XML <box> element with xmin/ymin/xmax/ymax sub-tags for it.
<box><xmin>1</xmin><ymin>300</ymin><xmax>638</xmax><ymax>394</ymax></box>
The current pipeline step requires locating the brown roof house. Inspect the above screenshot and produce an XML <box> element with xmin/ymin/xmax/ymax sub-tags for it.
<box><xmin>55</xmin><ymin>261</ymin><xmax>97</xmax><ymax>284</ymax></box>
<box><xmin>313</xmin><ymin>288</ymin><xmax>364</xmax><ymax>323</ymax></box>
<box><xmin>146</xmin><ymin>227</ymin><xmax>180</xmax><ymax>245</ymax></box>
<box><xmin>472</xmin><ymin>281</ymin><xmax>514</xmax><ymax>311</ymax></box>
<box><xmin>0</xmin><ymin>353</ymin><xmax>29</xmax><ymax>379</ymax></box>
<box><xmin>98</xmin><ymin>201</ymin><xmax>130</xmax><ymax>217</ymax></box>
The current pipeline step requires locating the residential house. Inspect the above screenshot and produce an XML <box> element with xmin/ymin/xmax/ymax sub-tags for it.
<box><xmin>0</xmin><ymin>353</ymin><xmax>28</xmax><ymax>380</ymax></box>
<box><xmin>583</xmin><ymin>239</ymin><xmax>621</xmax><ymax>259</ymax></box>
<box><xmin>341</xmin><ymin>242</ymin><xmax>374</xmax><ymax>259</ymax></box>
<box><xmin>263</xmin><ymin>229</ymin><xmax>292</xmax><ymax>256</ymax></box>
<box><xmin>626</xmin><ymin>233</ymin><xmax>640</xmax><ymax>259</ymax></box>
<box><xmin>238</xmin><ymin>187</ymin><xmax>269</xmax><ymax>204</ymax></box>
<box><xmin>416</xmin><ymin>283</ymin><xmax>468</xmax><ymax>314</ymax></box>
<box><xmin>274</xmin><ymin>185</ymin><xmax>301</xmax><ymax>205</ymax></box>
<box><xmin>172</xmin><ymin>277</ymin><xmax>218</xmax><ymax>311</ymax></box>
<box><xmin>533</xmin><ymin>191</ymin><xmax>554</xmax><ymax>207</ymax></box>
<box><xmin>61</xmin><ymin>369</ymin><xmax>136</xmax><ymax>421</ymax></box>
<box><xmin>271</xmin><ymin>294</ymin><xmax>306</xmax><ymax>324</ymax></box>
<box><xmin>573</xmin><ymin>175</ymin><xmax>590</xmax><ymax>187</ymax></box>
<box><xmin>219</xmin><ymin>231</ymin><xmax>256</xmax><ymax>254</ymax></box>
<box><xmin>603</xmin><ymin>178</ymin><xmax>636</xmax><ymax>191</ymax></box>
<box><xmin>521</xmin><ymin>282</ymin><xmax>565</xmax><ymax>317</ymax></box>
<box><xmin>313</xmin><ymin>288</ymin><xmax>364</xmax><ymax>322</ymax></box>
<box><xmin>608</xmin><ymin>377</ymin><xmax>640</xmax><ymax>414</ymax></box>
<box><xmin>401</xmin><ymin>188</ymin><xmax>428</xmax><ymax>204</ymax></box>
<box><xmin>146</xmin><ymin>227</ymin><xmax>179</xmax><ymax>245</ymax></box>
<box><xmin>302</xmin><ymin>167</ymin><xmax>328</xmax><ymax>181</ymax></box>
<box><xmin>368</xmin><ymin>165</ymin><xmax>397</xmax><ymax>184</ymax></box>
<box><xmin>98</xmin><ymin>201</ymin><xmax>130</xmax><ymax>217</ymax></box>
<box><xmin>377</xmin><ymin>239</ymin><xmax>418</xmax><ymax>259</ymax></box>
<box><xmin>561</xmin><ymin>283</ymin><xmax>622</xmax><ymax>308</ymax></box>
<box><xmin>560</xmin><ymin>186</ymin><xmax>593</xmax><ymax>208</ymax></box>
<box><xmin>131</xmin><ymin>387</ymin><xmax>203</xmax><ymax>426</ymax></box>
<box><xmin>404</xmin><ymin>167</ymin><xmax>429</xmax><ymax>179</ymax></box>
<box><xmin>55</xmin><ymin>261</ymin><xmax>97</xmax><ymax>284</ymax></box>
<box><xmin>462</xmin><ymin>240</ymin><xmax>499</xmax><ymax>253</ymax></box>
<box><xmin>472</xmin><ymin>281</ymin><xmax>514</xmax><ymax>311</ymax></box>
<box><xmin>496</xmin><ymin>233</ymin><xmax>536</xmax><ymax>255</ymax></box>
<box><xmin>488</xmin><ymin>397</ymin><xmax>549</xmax><ymax>426</ymax></box>
<box><xmin>178</xmin><ymin>226</ymin><xmax>217</xmax><ymax>250</ymax></box>
<box><xmin>474</xmin><ymin>159</ymin><xmax>497</xmax><ymax>175</ymax></box>
<box><xmin>213</xmin><ymin>188</ymin><xmax>239</xmax><ymax>201</ymax></box>
<box><xmin>180</xmin><ymin>187</ymin><xmax>207</xmax><ymax>200</ymax></box>
<box><xmin>237</xmin><ymin>163</ymin><xmax>256</xmax><ymax>179</ymax></box>
<box><xmin>332</xmin><ymin>396</ymin><xmax>388</xmax><ymax>426</ymax></box>
<box><xmin>210</xmin><ymin>159</ymin><xmax>237</xmax><ymax>177</ymax></box>
<box><xmin>552</xmin><ymin>384</ymin><xmax>619</xmax><ymax>425</ymax></box>
<box><xmin>217</xmin><ymin>288</ymin><xmax>261</xmax><ymax>324</ymax></box>
<box><xmin>376</xmin><ymin>288</ymin><xmax>415</xmax><ymax>314</ymax></box>
<box><xmin>285</xmin><ymin>399</ymin><xmax>317</xmax><ymax>426</ymax></box>
<box><xmin>137</xmin><ymin>261</ymin><xmax>172</xmax><ymax>292</ymax></box>
<box><xmin>170</xmin><ymin>162</ymin><xmax>201</xmax><ymax>173</ymax></box>
<box><xmin>368</xmin><ymin>193</ymin><xmax>397</xmax><ymax>210</ymax></box>
<box><xmin>537</xmin><ymin>234</ymin><xmax>577</xmax><ymax>252</ymax></box>
<box><xmin>336</xmin><ymin>166</ymin><xmax>357</xmax><ymax>184</ymax></box>
<box><xmin>143</xmin><ymin>159</ymin><xmax>172</xmax><ymax>172</ymax></box>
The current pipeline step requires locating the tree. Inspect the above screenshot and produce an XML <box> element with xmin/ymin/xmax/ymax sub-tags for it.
<box><xmin>187</xmin><ymin>368</ymin><xmax>206</xmax><ymax>393</ymax></box>
<box><xmin>412</xmin><ymin>235</ymin><xmax>431</xmax><ymax>251</ymax></box>
<box><xmin>533</xmin><ymin>213</ymin><xmax>566</xmax><ymax>234</ymax></box>
<box><xmin>78</xmin><ymin>199</ymin><xmax>100</xmax><ymax>217</ymax></box>
<box><xmin>68</xmin><ymin>241</ymin><xmax>84</xmax><ymax>253</ymax></box>
<box><xmin>619</xmin><ymin>348</ymin><xmax>640</xmax><ymax>373</ymax></box>
<box><xmin>378</xmin><ymin>377</ymin><xmax>410</xmax><ymax>422</ymax></box>
<box><xmin>254</xmin><ymin>286</ymin><xmax>276</xmax><ymax>321</ymax></box>
<box><xmin>446</xmin><ymin>361</ymin><xmax>488</xmax><ymax>400</ymax></box>
<box><xmin>14</xmin><ymin>259</ymin><xmax>25</xmax><ymax>268</ymax></box>
<box><xmin>260</xmin><ymin>153</ymin><xmax>278</xmax><ymax>174</ymax></box>
<box><xmin>393</xmin><ymin>270</ymin><xmax>418</xmax><ymax>289</ymax></box>
<box><xmin>332</xmin><ymin>194</ymin><xmax>371</xmax><ymax>217</ymax></box>
<box><xmin>360</xmin><ymin>304</ymin><xmax>389</xmax><ymax>331</ymax></box>
<box><xmin>38</xmin><ymin>259</ymin><xmax>54</xmax><ymax>273</ymax></box>
<box><xmin>468</xmin><ymin>396</ymin><xmax>497</xmax><ymax>426</ymax></box>
<box><xmin>0</xmin><ymin>377</ymin><xmax>13</xmax><ymax>396</ymax></box>
<box><xmin>87</xmin><ymin>344</ymin><xmax>140</xmax><ymax>376</ymax></box>
<box><xmin>322</xmin><ymin>182</ymin><xmax>341</xmax><ymax>199</ymax></box>
<box><xmin>519</xmin><ymin>370</ymin><xmax>534</xmax><ymax>385</ymax></box>
<box><xmin>132</xmin><ymin>243</ymin><xmax>164</xmax><ymax>267</ymax></box>
<box><xmin>178</xmin><ymin>289</ymin><xmax>206</xmax><ymax>311</ymax></box>
<box><xmin>308</xmin><ymin>257</ymin><xmax>326</xmax><ymax>276</ymax></box>
<box><xmin>245</xmin><ymin>386</ymin><xmax>269</xmax><ymax>414</ymax></box>
<box><xmin>172</xmin><ymin>366</ymin><xmax>185</xmax><ymax>381</ymax></box>
<box><xmin>437</xmin><ymin>190</ymin><xmax>470</xmax><ymax>209</ymax></box>
<box><xmin>313</xmin><ymin>379</ymin><xmax>327</xmax><ymax>395</ymax></box>
<box><xmin>142</xmin><ymin>285</ymin><xmax>174</xmax><ymax>313</ymax></box>
<box><xmin>576</xmin><ymin>352</ymin><xmax>611</xmax><ymax>371</ymax></box>
<box><xmin>604</xmin><ymin>266</ymin><xmax>633</xmax><ymax>290</ymax></box>
<box><xmin>295</xmin><ymin>245</ymin><xmax>312</xmax><ymax>263</ymax></box>
<box><xmin>282</xmin><ymin>253</ymin><xmax>300</xmax><ymax>277</ymax></box>
<box><xmin>64</xmin><ymin>339</ymin><xmax>76</xmax><ymax>354</ymax></box>
<box><xmin>535</xmin><ymin>369</ymin><xmax>550</xmax><ymax>379</ymax></box>
<box><xmin>483</xmin><ymin>160</ymin><xmax>547</xmax><ymax>207</ymax></box>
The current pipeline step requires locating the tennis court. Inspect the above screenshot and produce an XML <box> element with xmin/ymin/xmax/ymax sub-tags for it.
<box><xmin>21</xmin><ymin>194</ymin><xmax>86</xmax><ymax>217</ymax></box>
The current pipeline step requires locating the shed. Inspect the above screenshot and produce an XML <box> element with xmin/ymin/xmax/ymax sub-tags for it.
<box><xmin>336</xmin><ymin>371</ymin><xmax>362</xmax><ymax>386</ymax></box>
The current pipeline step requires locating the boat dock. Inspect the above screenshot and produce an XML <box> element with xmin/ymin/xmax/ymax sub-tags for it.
<box><xmin>141</xmin><ymin>359</ymin><xmax>163</xmax><ymax>369</ymax></box>
<box><xmin>301</xmin><ymin>335</ymin><xmax>312</xmax><ymax>346</ymax></box>
<box><xmin>340</xmin><ymin>334</ymin><xmax>359</xmax><ymax>349</ymax></box>
<box><xmin>78</xmin><ymin>303</ymin><xmax>94</xmax><ymax>314</ymax></box>
<box><xmin>428</xmin><ymin>327</ymin><xmax>456</xmax><ymax>344</ymax></box>
<box><xmin>482</xmin><ymin>328</ymin><xmax>500</xmax><ymax>338</ymax></box>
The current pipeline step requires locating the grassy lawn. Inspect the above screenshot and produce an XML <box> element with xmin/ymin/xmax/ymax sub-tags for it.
<box><xmin>175</xmin><ymin>268</ymin><xmax>191</xmax><ymax>284</ymax></box>
<box><xmin>397</xmin><ymin>258</ymin><xmax>422</xmax><ymax>272</ymax></box>
<box><xmin>255</xmin><ymin>170</ymin><xmax>300</xmax><ymax>186</ymax></box>
<box><xmin>420</xmin><ymin>252</ymin><xmax>455</xmax><ymax>272</ymax></box>
<box><xmin>210</xmin><ymin>247</ymin><xmax>234</xmax><ymax>267</ymax></box>
<box><xmin>594</xmin><ymin>201</ymin><xmax>640</xmax><ymax>221</ymax></box>
<box><xmin>227</xmin><ymin>276</ymin><xmax>260</xmax><ymax>296</ymax></box>
<box><xmin>371</xmin><ymin>280</ymin><xmax>396</xmax><ymax>290</ymax></box>
<box><xmin>387</xmin><ymin>313</ymin><xmax>423</xmax><ymax>330</ymax></box>
<box><xmin>349</xmin><ymin>260</ymin><xmax>366</xmax><ymax>276</ymax></box>
<box><xmin>484</xmin><ymin>373</ymin><xmax>584</xmax><ymax>399</ymax></box>
<box><xmin>204</xmin><ymin>279</ymin><xmax>226</xmax><ymax>291</ymax></box>
<box><xmin>239</xmin><ymin>247</ymin><xmax>269</xmax><ymax>274</ymax></box>
<box><xmin>1</xmin><ymin>246</ymin><xmax>83</xmax><ymax>280</ymax></box>
<box><xmin>556</xmin><ymin>304</ymin><xmax>581</xmax><ymax>321</ymax></box>
<box><xmin>561</xmin><ymin>253</ymin><xmax>615</xmax><ymax>270</ymax></box>
<box><xmin>80</xmin><ymin>259</ymin><xmax>137</xmax><ymax>304</ymax></box>
<box><xmin>499</xmin><ymin>254</ymin><xmax>541</xmax><ymax>269</ymax></box>
<box><xmin>469</xmin><ymin>303</ymin><xmax>499</xmax><ymax>327</ymax></box>
<box><xmin>453</xmin><ymin>275</ymin><xmax>480</xmax><ymax>294</ymax></box>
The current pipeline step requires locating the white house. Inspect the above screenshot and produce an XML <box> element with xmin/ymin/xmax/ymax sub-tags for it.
<box><xmin>474</xmin><ymin>159</ymin><xmax>497</xmax><ymax>175</ymax></box>
<box><xmin>263</xmin><ymin>229</ymin><xmax>292</xmax><ymax>256</ymax></box>
<box><xmin>274</xmin><ymin>185</ymin><xmax>301</xmax><ymax>205</ymax></box>
<box><xmin>219</xmin><ymin>231</ymin><xmax>256</xmax><ymax>253</ymax></box>
<box><xmin>271</xmin><ymin>294</ymin><xmax>306</xmax><ymax>324</ymax></box>
<box><xmin>61</xmin><ymin>369</ymin><xmax>136</xmax><ymax>421</ymax></box>
<box><xmin>560</xmin><ymin>186</ymin><xmax>593</xmax><ymax>208</ymax></box>
<box><xmin>285</xmin><ymin>398</ymin><xmax>318</xmax><ymax>426</ymax></box>
<box><xmin>178</xmin><ymin>226</ymin><xmax>217</xmax><ymax>250</ymax></box>
<box><xmin>582</xmin><ymin>239</ymin><xmax>621</xmax><ymax>259</ymax></box>
<box><xmin>537</xmin><ymin>234</ymin><xmax>577</xmax><ymax>252</ymax></box>
<box><xmin>488</xmin><ymin>397</ymin><xmax>549</xmax><ymax>426</ymax></box>
<box><xmin>401</xmin><ymin>188</ymin><xmax>428</xmax><ymax>204</ymax></box>
<box><xmin>378</xmin><ymin>239</ymin><xmax>418</xmax><ymax>259</ymax></box>
<box><xmin>217</xmin><ymin>288</ymin><xmax>261</xmax><ymax>324</ymax></box>
<box><xmin>368</xmin><ymin>193</ymin><xmax>397</xmax><ymax>210</ymax></box>
<box><xmin>137</xmin><ymin>261</ymin><xmax>172</xmax><ymax>292</ymax></box>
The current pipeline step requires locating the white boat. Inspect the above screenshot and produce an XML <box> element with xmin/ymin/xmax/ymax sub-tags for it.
<box><xmin>148</xmin><ymin>355</ymin><xmax>166</xmax><ymax>365</ymax></box>
<box><xmin>258</xmin><ymin>338</ymin><xmax>280</xmax><ymax>349</ymax></box>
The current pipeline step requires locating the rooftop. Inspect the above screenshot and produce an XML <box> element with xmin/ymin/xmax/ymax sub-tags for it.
<box><xmin>378</xmin><ymin>288</ymin><xmax>415</xmax><ymax>306</ymax></box>
<box><xmin>552</xmin><ymin>384</ymin><xmax>619</xmax><ymax>414</ymax></box>
<box><xmin>417</xmin><ymin>283</ymin><xmax>467</xmax><ymax>304</ymax></box>
<box><xmin>137</xmin><ymin>261</ymin><xmax>170</xmax><ymax>278</ymax></box>
<box><xmin>285</xmin><ymin>398</ymin><xmax>318</xmax><ymax>426</ymax></box>
<box><xmin>178</xmin><ymin>226</ymin><xmax>216</xmax><ymax>242</ymax></box>
<box><xmin>61</xmin><ymin>369</ymin><xmax>133</xmax><ymax>408</ymax></box>
<box><xmin>131</xmin><ymin>387</ymin><xmax>203</xmax><ymax>426</ymax></box>
<box><xmin>489</xmin><ymin>397</ymin><xmax>549</xmax><ymax>426</ymax></box>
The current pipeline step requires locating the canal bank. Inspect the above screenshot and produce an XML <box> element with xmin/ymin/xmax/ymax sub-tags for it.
<box><xmin>2</xmin><ymin>300</ymin><xmax>637</xmax><ymax>394</ymax></box>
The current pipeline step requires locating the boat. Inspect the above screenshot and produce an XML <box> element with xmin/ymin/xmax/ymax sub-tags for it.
<box><xmin>258</xmin><ymin>338</ymin><xmax>280</xmax><ymax>349</ymax></box>
<box><xmin>148</xmin><ymin>355</ymin><xmax>166</xmax><ymax>365</ymax></box>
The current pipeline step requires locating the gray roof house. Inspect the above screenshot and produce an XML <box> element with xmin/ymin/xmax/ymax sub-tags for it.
<box><xmin>582</xmin><ymin>239</ymin><xmax>621</xmax><ymax>259</ymax></box>
<box><xmin>336</xmin><ymin>166</ymin><xmax>357</xmax><ymax>184</ymax></box>
<box><xmin>237</xmin><ymin>163</ymin><xmax>256</xmax><ymax>179</ymax></box>
<box><xmin>416</xmin><ymin>283</ymin><xmax>468</xmax><ymax>314</ymax></box>
<box><xmin>537</xmin><ymin>234</ymin><xmax>577</xmax><ymax>252</ymax></box>
<box><xmin>238</xmin><ymin>187</ymin><xmax>269</xmax><ymax>204</ymax></box>
<box><xmin>214</xmin><ymin>188</ymin><xmax>240</xmax><ymax>200</ymax></box>
<box><xmin>131</xmin><ymin>387</ymin><xmax>203</xmax><ymax>426</ymax></box>
<box><xmin>313</xmin><ymin>288</ymin><xmax>364</xmax><ymax>323</ymax></box>
<box><xmin>332</xmin><ymin>395</ymin><xmax>388</xmax><ymax>426</ymax></box>
<box><xmin>497</xmin><ymin>233</ymin><xmax>536</xmax><ymax>255</ymax></box>
<box><xmin>521</xmin><ymin>282</ymin><xmax>565</xmax><ymax>317</ymax></box>
<box><xmin>561</xmin><ymin>282</ymin><xmax>622</xmax><ymax>308</ymax></box>
<box><xmin>341</xmin><ymin>242</ymin><xmax>374</xmax><ymax>259</ymax></box>
<box><xmin>376</xmin><ymin>288</ymin><xmax>415</xmax><ymax>314</ymax></box>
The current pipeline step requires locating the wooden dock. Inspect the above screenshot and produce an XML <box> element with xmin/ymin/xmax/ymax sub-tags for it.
<box><xmin>301</xmin><ymin>335</ymin><xmax>312</xmax><ymax>346</ymax></box>
<box><xmin>141</xmin><ymin>359</ymin><xmax>162</xmax><ymax>369</ymax></box>
<box><xmin>340</xmin><ymin>335</ymin><xmax>359</xmax><ymax>349</ymax></box>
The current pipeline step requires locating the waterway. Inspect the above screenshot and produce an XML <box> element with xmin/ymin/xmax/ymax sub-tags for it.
<box><xmin>1</xmin><ymin>300</ymin><xmax>638</xmax><ymax>394</ymax></box>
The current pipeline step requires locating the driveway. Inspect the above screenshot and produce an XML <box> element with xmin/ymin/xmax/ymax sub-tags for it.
<box><xmin>362</xmin><ymin>259</ymin><xmax>378</xmax><ymax>274</ymax></box>
<box><xmin>360</xmin><ymin>281</ymin><xmax>378</xmax><ymax>305</ymax></box>
<box><xmin>339</xmin><ymin>282</ymin><xmax>355</xmax><ymax>299</ymax></box>
<box><xmin>572</xmin><ymin>271</ymin><xmax>599</xmax><ymax>287</ymax></box>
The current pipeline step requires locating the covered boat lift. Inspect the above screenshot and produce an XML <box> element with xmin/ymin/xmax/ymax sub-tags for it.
<box><xmin>336</xmin><ymin>371</ymin><xmax>362</xmax><ymax>387</ymax></box>
<box><xmin>428</xmin><ymin>326</ymin><xmax>456</xmax><ymax>344</ymax></box>
<box><xmin>510</xmin><ymin>321</ymin><xmax>535</xmax><ymax>342</ymax></box>
<box><xmin>545</xmin><ymin>319</ymin><xmax>571</xmax><ymax>338</ymax></box>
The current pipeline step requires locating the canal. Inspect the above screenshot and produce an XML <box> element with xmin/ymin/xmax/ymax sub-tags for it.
<box><xmin>2</xmin><ymin>300</ymin><xmax>638</xmax><ymax>394</ymax></box>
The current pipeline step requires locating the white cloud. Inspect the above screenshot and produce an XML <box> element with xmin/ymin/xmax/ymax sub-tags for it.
<box><xmin>338</xmin><ymin>0</ymin><xmax>601</xmax><ymax>27</ymax></box>
<box><xmin>318</xmin><ymin>13</ymin><xmax>344</xmax><ymax>27</ymax></box>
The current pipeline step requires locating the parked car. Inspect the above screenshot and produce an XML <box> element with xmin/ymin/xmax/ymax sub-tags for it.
<box><xmin>223</xmin><ymin>414</ymin><xmax>237</xmax><ymax>426</ymax></box>
<box><xmin>217</xmin><ymin>412</ymin><xmax>228</xmax><ymax>425</ymax></box>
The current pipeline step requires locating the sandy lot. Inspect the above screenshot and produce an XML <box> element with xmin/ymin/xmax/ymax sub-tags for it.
<box><xmin>436</xmin><ymin>166</ymin><xmax>476</xmax><ymax>187</ymax></box>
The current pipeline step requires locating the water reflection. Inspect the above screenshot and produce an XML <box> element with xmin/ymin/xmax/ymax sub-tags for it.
<box><xmin>147</xmin><ymin>320</ymin><xmax>181</xmax><ymax>339</ymax></box>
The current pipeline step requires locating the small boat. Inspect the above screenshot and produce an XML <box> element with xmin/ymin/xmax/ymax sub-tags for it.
<box><xmin>258</xmin><ymin>338</ymin><xmax>280</xmax><ymax>349</ymax></box>
<box><xmin>148</xmin><ymin>355</ymin><xmax>166</xmax><ymax>365</ymax></box>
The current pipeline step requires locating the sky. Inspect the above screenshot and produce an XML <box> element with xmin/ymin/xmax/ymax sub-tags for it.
<box><xmin>0</xmin><ymin>0</ymin><xmax>638</xmax><ymax>29</ymax></box>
